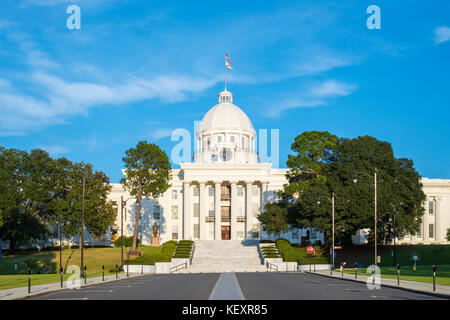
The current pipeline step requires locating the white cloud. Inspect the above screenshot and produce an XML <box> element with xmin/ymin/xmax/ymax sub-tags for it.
<box><xmin>434</xmin><ymin>26</ymin><xmax>450</xmax><ymax>44</ymax></box>
<box><xmin>149</xmin><ymin>128</ymin><xmax>174</xmax><ymax>140</ymax></box>
<box><xmin>36</xmin><ymin>145</ymin><xmax>69</xmax><ymax>156</ymax></box>
<box><xmin>308</xmin><ymin>80</ymin><xmax>357</xmax><ymax>98</ymax></box>
<box><xmin>265</xmin><ymin>80</ymin><xmax>357</xmax><ymax>118</ymax></box>
<box><xmin>0</xmin><ymin>71</ymin><xmax>219</xmax><ymax>135</ymax></box>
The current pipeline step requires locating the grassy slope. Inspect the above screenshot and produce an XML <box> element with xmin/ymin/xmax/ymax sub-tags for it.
<box><xmin>344</xmin><ymin>264</ymin><xmax>450</xmax><ymax>285</ymax></box>
<box><xmin>360</xmin><ymin>245</ymin><xmax>450</xmax><ymax>267</ymax></box>
<box><xmin>0</xmin><ymin>246</ymin><xmax>163</xmax><ymax>290</ymax></box>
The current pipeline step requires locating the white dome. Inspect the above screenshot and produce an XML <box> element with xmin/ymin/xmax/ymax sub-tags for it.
<box><xmin>200</xmin><ymin>90</ymin><xmax>254</xmax><ymax>133</ymax></box>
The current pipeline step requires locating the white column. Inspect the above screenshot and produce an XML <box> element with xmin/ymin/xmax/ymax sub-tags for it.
<box><xmin>183</xmin><ymin>182</ymin><xmax>191</xmax><ymax>240</ymax></box>
<box><xmin>260</xmin><ymin>182</ymin><xmax>268</xmax><ymax>240</ymax></box>
<box><xmin>423</xmin><ymin>200</ymin><xmax>429</xmax><ymax>242</ymax></box>
<box><xmin>435</xmin><ymin>198</ymin><xmax>440</xmax><ymax>243</ymax></box>
<box><xmin>215</xmin><ymin>182</ymin><xmax>221</xmax><ymax>240</ymax></box>
<box><xmin>199</xmin><ymin>182</ymin><xmax>207</xmax><ymax>240</ymax></box>
<box><xmin>245</xmin><ymin>182</ymin><xmax>253</xmax><ymax>239</ymax></box>
<box><xmin>230</xmin><ymin>182</ymin><xmax>238</xmax><ymax>240</ymax></box>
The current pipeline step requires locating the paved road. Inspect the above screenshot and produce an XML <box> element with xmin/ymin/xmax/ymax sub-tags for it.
<box><xmin>29</xmin><ymin>272</ymin><xmax>442</xmax><ymax>300</ymax></box>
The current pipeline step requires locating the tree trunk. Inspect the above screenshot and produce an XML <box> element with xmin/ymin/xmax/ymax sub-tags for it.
<box><xmin>8</xmin><ymin>238</ymin><xmax>16</xmax><ymax>254</ymax></box>
<box><xmin>131</xmin><ymin>188</ymin><xmax>142</xmax><ymax>251</ymax></box>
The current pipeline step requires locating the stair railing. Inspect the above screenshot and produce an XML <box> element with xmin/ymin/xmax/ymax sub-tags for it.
<box><xmin>266</xmin><ymin>261</ymin><xmax>278</xmax><ymax>271</ymax></box>
<box><xmin>170</xmin><ymin>262</ymin><xmax>188</xmax><ymax>273</ymax></box>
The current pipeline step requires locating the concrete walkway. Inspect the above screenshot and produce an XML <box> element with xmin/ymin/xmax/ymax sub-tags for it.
<box><xmin>0</xmin><ymin>272</ymin><xmax>149</xmax><ymax>300</ymax></box>
<box><xmin>307</xmin><ymin>269</ymin><xmax>450</xmax><ymax>298</ymax></box>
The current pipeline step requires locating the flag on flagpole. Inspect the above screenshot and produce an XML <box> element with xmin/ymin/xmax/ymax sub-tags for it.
<box><xmin>225</xmin><ymin>53</ymin><xmax>233</xmax><ymax>69</ymax></box>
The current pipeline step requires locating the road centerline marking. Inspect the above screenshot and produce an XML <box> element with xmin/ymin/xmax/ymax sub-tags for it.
<box><xmin>209</xmin><ymin>272</ymin><xmax>245</xmax><ymax>300</ymax></box>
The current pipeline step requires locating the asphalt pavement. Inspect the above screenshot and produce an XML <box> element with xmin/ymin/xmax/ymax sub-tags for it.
<box><xmin>28</xmin><ymin>272</ymin><xmax>443</xmax><ymax>300</ymax></box>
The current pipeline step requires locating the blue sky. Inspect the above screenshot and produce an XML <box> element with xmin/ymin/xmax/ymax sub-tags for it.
<box><xmin>0</xmin><ymin>0</ymin><xmax>449</xmax><ymax>182</ymax></box>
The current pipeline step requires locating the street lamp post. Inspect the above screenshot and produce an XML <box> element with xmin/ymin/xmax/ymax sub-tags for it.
<box><xmin>120</xmin><ymin>196</ymin><xmax>134</xmax><ymax>270</ymax></box>
<box><xmin>317</xmin><ymin>192</ymin><xmax>335</xmax><ymax>269</ymax></box>
<box><xmin>353</xmin><ymin>168</ymin><xmax>378</xmax><ymax>267</ymax></box>
<box><xmin>80</xmin><ymin>173</ymin><xmax>85</xmax><ymax>278</ymax></box>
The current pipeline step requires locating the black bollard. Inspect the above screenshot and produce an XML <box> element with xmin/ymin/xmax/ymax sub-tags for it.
<box><xmin>115</xmin><ymin>264</ymin><xmax>118</xmax><ymax>279</ymax></box>
<box><xmin>432</xmin><ymin>264</ymin><xmax>436</xmax><ymax>292</ymax></box>
<box><xmin>397</xmin><ymin>264</ymin><xmax>400</xmax><ymax>286</ymax></box>
<box><xmin>102</xmin><ymin>265</ymin><xmax>105</xmax><ymax>281</ymax></box>
<box><xmin>355</xmin><ymin>263</ymin><xmax>358</xmax><ymax>279</ymax></box>
<box><xmin>27</xmin><ymin>269</ymin><xmax>31</xmax><ymax>294</ymax></box>
<box><xmin>60</xmin><ymin>267</ymin><xmax>63</xmax><ymax>288</ymax></box>
<box><xmin>84</xmin><ymin>266</ymin><xmax>87</xmax><ymax>284</ymax></box>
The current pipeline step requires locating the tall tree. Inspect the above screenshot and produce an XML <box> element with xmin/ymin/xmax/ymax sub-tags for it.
<box><xmin>121</xmin><ymin>141</ymin><xmax>171</xmax><ymax>251</ymax></box>
<box><xmin>258</xmin><ymin>133</ymin><xmax>426</xmax><ymax>246</ymax></box>
<box><xmin>0</xmin><ymin>148</ymin><xmax>51</xmax><ymax>252</ymax></box>
<box><xmin>62</xmin><ymin>162</ymin><xmax>115</xmax><ymax>248</ymax></box>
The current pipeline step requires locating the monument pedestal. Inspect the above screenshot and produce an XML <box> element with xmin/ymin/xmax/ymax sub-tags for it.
<box><xmin>151</xmin><ymin>237</ymin><xmax>160</xmax><ymax>246</ymax></box>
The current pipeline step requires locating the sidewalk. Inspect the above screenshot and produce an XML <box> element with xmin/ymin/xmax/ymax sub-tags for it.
<box><xmin>306</xmin><ymin>269</ymin><xmax>450</xmax><ymax>298</ymax></box>
<box><xmin>0</xmin><ymin>273</ymin><xmax>149</xmax><ymax>300</ymax></box>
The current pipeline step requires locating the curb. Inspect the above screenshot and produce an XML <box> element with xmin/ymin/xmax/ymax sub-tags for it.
<box><xmin>15</xmin><ymin>273</ymin><xmax>152</xmax><ymax>300</ymax></box>
<box><xmin>305</xmin><ymin>271</ymin><xmax>450</xmax><ymax>300</ymax></box>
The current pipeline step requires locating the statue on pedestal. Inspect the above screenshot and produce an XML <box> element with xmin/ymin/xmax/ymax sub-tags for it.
<box><xmin>151</xmin><ymin>223</ymin><xmax>160</xmax><ymax>246</ymax></box>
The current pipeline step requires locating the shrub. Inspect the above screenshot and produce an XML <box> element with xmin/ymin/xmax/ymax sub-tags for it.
<box><xmin>114</xmin><ymin>236</ymin><xmax>140</xmax><ymax>248</ymax></box>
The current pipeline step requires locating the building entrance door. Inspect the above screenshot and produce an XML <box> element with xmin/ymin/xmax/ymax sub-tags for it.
<box><xmin>221</xmin><ymin>226</ymin><xmax>231</xmax><ymax>240</ymax></box>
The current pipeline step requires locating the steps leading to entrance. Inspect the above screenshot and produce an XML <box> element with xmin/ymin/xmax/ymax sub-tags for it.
<box><xmin>181</xmin><ymin>240</ymin><xmax>267</xmax><ymax>273</ymax></box>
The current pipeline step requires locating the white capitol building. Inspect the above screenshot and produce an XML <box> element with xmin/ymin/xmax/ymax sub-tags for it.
<box><xmin>107</xmin><ymin>89</ymin><xmax>450</xmax><ymax>245</ymax></box>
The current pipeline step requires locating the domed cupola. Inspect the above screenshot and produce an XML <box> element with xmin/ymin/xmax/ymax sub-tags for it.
<box><xmin>194</xmin><ymin>89</ymin><xmax>258</xmax><ymax>164</ymax></box>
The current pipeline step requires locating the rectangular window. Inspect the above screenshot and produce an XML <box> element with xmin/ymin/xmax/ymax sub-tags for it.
<box><xmin>252</xmin><ymin>225</ymin><xmax>259</xmax><ymax>239</ymax></box>
<box><xmin>292</xmin><ymin>230</ymin><xmax>299</xmax><ymax>240</ymax></box>
<box><xmin>193</xmin><ymin>186</ymin><xmax>199</xmax><ymax>197</ymax></box>
<box><xmin>172</xmin><ymin>205</ymin><xmax>178</xmax><ymax>220</ymax></box>
<box><xmin>310</xmin><ymin>232</ymin><xmax>317</xmax><ymax>240</ymax></box>
<box><xmin>153</xmin><ymin>205</ymin><xmax>160</xmax><ymax>219</ymax></box>
<box><xmin>218</xmin><ymin>136</ymin><xmax>222</xmax><ymax>143</ymax></box>
<box><xmin>194</xmin><ymin>224</ymin><xmax>199</xmax><ymax>238</ymax></box>
<box><xmin>209</xmin><ymin>187</ymin><xmax>215</xmax><ymax>196</ymax></box>
<box><xmin>172</xmin><ymin>190</ymin><xmax>177</xmax><ymax>200</ymax></box>
<box><xmin>230</xmin><ymin>136</ymin><xmax>235</xmax><ymax>143</ymax></box>
<box><xmin>237</xmin><ymin>186</ymin><xmax>244</xmax><ymax>196</ymax></box>
<box><xmin>208</xmin><ymin>202</ymin><xmax>215</xmax><ymax>217</ymax></box>
<box><xmin>172</xmin><ymin>225</ymin><xmax>178</xmax><ymax>240</ymax></box>
<box><xmin>193</xmin><ymin>203</ymin><xmax>199</xmax><ymax>217</ymax></box>
<box><xmin>429</xmin><ymin>201</ymin><xmax>434</xmax><ymax>215</ymax></box>
<box><xmin>429</xmin><ymin>224</ymin><xmax>434</xmax><ymax>239</ymax></box>
<box><xmin>416</xmin><ymin>226</ymin><xmax>422</xmax><ymax>238</ymax></box>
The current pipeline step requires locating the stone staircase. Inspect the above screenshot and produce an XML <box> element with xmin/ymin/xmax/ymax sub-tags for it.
<box><xmin>180</xmin><ymin>240</ymin><xmax>267</xmax><ymax>273</ymax></box>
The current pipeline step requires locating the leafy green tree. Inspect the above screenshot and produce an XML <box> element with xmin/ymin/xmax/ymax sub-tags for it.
<box><xmin>258</xmin><ymin>200</ymin><xmax>290</xmax><ymax>237</ymax></box>
<box><xmin>0</xmin><ymin>209</ymin><xmax>3</xmax><ymax>228</ymax></box>
<box><xmin>121</xmin><ymin>141</ymin><xmax>171</xmax><ymax>251</ymax></box>
<box><xmin>61</xmin><ymin>162</ymin><xmax>115</xmax><ymax>249</ymax></box>
<box><xmin>258</xmin><ymin>133</ymin><xmax>426</xmax><ymax>246</ymax></box>
<box><xmin>0</xmin><ymin>148</ymin><xmax>51</xmax><ymax>252</ymax></box>
<box><xmin>284</xmin><ymin>131</ymin><xmax>338</xmax><ymax>196</ymax></box>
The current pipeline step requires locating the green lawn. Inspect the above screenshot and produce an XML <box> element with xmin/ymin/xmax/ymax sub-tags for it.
<box><xmin>274</xmin><ymin>239</ymin><xmax>330</xmax><ymax>264</ymax></box>
<box><xmin>0</xmin><ymin>245</ymin><xmax>169</xmax><ymax>290</ymax></box>
<box><xmin>343</xmin><ymin>264</ymin><xmax>450</xmax><ymax>286</ymax></box>
<box><xmin>361</xmin><ymin>244</ymin><xmax>450</xmax><ymax>267</ymax></box>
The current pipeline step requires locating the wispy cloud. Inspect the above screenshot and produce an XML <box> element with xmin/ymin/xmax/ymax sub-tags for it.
<box><xmin>36</xmin><ymin>145</ymin><xmax>69</xmax><ymax>156</ymax></box>
<box><xmin>265</xmin><ymin>80</ymin><xmax>357</xmax><ymax>118</ymax></box>
<box><xmin>149</xmin><ymin>128</ymin><xmax>174</xmax><ymax>141</ymax></box>
<box><xmin>434</xmin><ymin>26</ymin><xmax>450</xmax><ymax>44</ymax></box>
